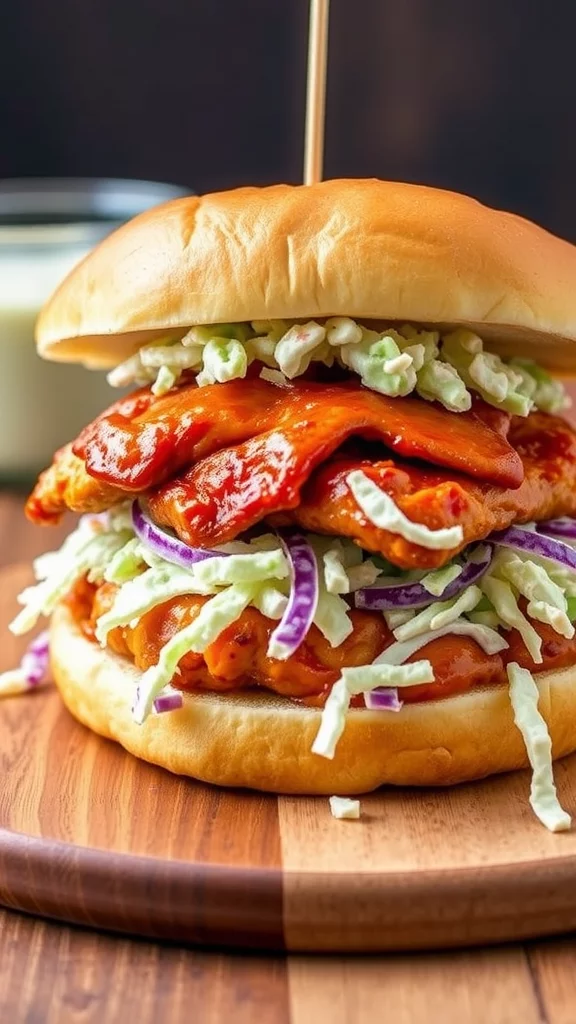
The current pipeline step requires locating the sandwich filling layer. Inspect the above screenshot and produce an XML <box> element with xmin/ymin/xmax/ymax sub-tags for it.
<box><xmin>6</xmin><ymin>321</ymin><xmax>576</xmax><ymax>831</ymax></box>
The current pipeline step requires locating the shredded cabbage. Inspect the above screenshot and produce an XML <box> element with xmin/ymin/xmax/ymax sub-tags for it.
<box><xmin>10</xmin><ymin>522</ymin><xmax>132</xmax><ymax>635</ymax></box>
<box><xmin>252</xmin><ymin>585</ymin><xmax>288</xmax><ymax>620</ymax></box>
<box><xmin>197</xmin><ymin>337</ymin><xmax>248</xmax><ymax>386</ymax></box>
<box><xmin>383</xmin><ymin>608</ymin><xmax>415</xmax><ymax>630</ymax></box>
<box><xmin>152</xmin><ymin>365</ymin><xmax>178</xmax><ymax>396</ymax></box>
<box><xmin>441</xmin><ymin>330</ymin><xmax>533</xmax><ymax>416</ymax></box>
<box><xmin>95</xmin><ymin>564</ymin><xmax>216</xmax><ymax>643</ymax></box>
<box><xmin>11</xmin><ymin>474</ymin><xmax>576</xmax><ymax>800</ymax></box>
<box><xmin>374</xmin><ymin>619</ymin><xmax>509</xmax><ymax>665</ymax></box>
<box><xmin>104</xmin><ymin>319</ymin><xmax>570</xmax><ymax>417</ymax></box>
<box><xmin>346</xmin><ymin>470</ymin><xmax>464</xmax><ymax>550</ymax></box>
<box><xmin>259</xmin><ymin>367</ymin><xmax>289</xmax><ymax>386</ymax></box>
<box><xmin>329</xmin><ymin>796</ymin><xmax>361</xmax><ymax>820</ymax></box>
<box><xmin>313</xmin><ymin>660</ymin><xmax>433</xmax><ymax>759</ymax></box>
<box><xmin>494</xmin><ymin>551</ymin><xmax>574</xmax><ymax>640</ymax></box>
<box><xmin>0</xmin><ymin>669</ymin><xmax>35</xmax><ymax>697</ymax></box>
<box><xmin>468</xmin><ymin>610</ymin><xmax>501</xmax><ymax>629</ymax></box>
<box><xmin>392</xmin><ymin>585</ymin><xmax>483</xmax><ymax>642</ymax></box>
<box><xmin>275</xmin><ymin>322</ymin><xmax>327</xmax><ymax>378</ymax></box>
<box><xmin>340</xmin><ymin>329</ymin><xmax>417</xmax><ymax>398</ymax></box>
<box><xmin>313</xmin><ymin>584</ymin><xmax>353</xmax><ymax>647</ymax></box>
<box><xmin>193</xmin><ymin>550</ymin><xmax>288</xmax><ymax>586</ymax></box>
<box><xmin>325</xmin><ymin>317</ymin><xmax>363</xmax><ymax>347</ymax></box>
<box><xmin>481</xmin><ymin>576</ymin><xmax>543</xmax><ymax>663</ymax></box>
<box><xmin>346</xmin><ymin>560</ymin><xmax>382</xmax><ymax>592</ymax></box>
<box><xmin>416</xmin><ymin>359</ymin><xmax>471</xmax><ymax>412</ymax></box>
<box><xmin>132</xmin><ymin>582</ymin><xmax>259</xmax><ymax>723</ymax></box>
<box><xmin>105</xmin><ymin>538</ymin><xmax>145</xmax><ymax>584</ymax></box>
<box><xmin>107</xmin><ymin>338</ymin><xmax>202</xmax><ymax>393</ymax></box>
<box><xmin>507</xmin><ymin>662</ymin><xmax>571</xmax><ymax>832</ymax></box>
<box><xmin>323</xmin><ymin>549</ymin><xmax>350</xmax><ymax>595</ymax></box>
<box><xmin>421</xmin><ymin>563</ymin><xmax>463</xmax><ymax>597</ymax></box>
<box><xmin>510</xmin><ymin>359</ymin><xmax>570</xmax><ymax>414</ymax></box>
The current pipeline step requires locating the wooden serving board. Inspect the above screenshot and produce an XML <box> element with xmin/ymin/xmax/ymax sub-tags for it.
<box><xmin>3</xmin><ymin>561</ymin><xmax>576</xmax><ymax>952</ymax></box>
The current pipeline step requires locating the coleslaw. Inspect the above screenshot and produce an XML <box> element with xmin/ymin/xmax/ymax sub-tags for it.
<box><xmin>106</xmin><ymin>320</ymin><xmax>570</xmax><ymax>416</ymax></box>
<box><xmin>3</xmin><ymin>501</ymin><xmax>576</xmax><ymax>832</ymax></box>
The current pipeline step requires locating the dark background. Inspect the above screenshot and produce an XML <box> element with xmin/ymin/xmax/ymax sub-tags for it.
<box><xmin>2</xmin><ymin>0</ymin><xmax>575</xmax><ymax>239</ymax></box>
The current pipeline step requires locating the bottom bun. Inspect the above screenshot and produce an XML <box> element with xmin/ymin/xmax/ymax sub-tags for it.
<box><xmin>50</xmin><ymin>602</ymin><xmax>576</xmax><ymax>794</ymax></box>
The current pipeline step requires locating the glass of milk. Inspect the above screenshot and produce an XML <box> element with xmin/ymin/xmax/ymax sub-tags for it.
<box><xmin>0</xmin><ymin>178</ymin><xmax>187</xmax><ymax>482</ymax></box>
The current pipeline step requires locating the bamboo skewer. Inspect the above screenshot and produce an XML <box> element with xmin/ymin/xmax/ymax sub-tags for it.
<box><xmin>303</xmin><ymin>0</ymin><xmax>331</xmax><ymax>185</ymax></box>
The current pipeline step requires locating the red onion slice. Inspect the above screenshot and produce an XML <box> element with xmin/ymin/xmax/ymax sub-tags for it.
<box><xmin>132</xmin><ymin>501</ymin><xmax>227</xmax><ymax>569</ymax></box>
<box><xmin>21</xmin><ymin>630</ymin><xmax>50</xmax><ymax>687</ymax></box>
<box><xmin>153</xmin><ymin>687</ymin><xmax>184</xmax><ymax>714</ymax></box>
<box><xmin>267</xmin><ymin>530</ymin><xmax>319</xmax><ymax>660</ymax></box>
<box><xmin>354</xmin><ymin>544</ymin><xmax>492</xmax><ymax>611</ymax></box>
<box><xmin>491</xmin><ymin>526</ymin><xmax>576</xmax><ymax>571</ymax></box>
<box><xmin>364</xmin><ymin>687</ymin><xmax>403</xmax><ymax>711</ymax></box>
<box><xmin>537</xmin><ymin>517</ymin><xmax>576</xmax><ymax>540</ymax></box>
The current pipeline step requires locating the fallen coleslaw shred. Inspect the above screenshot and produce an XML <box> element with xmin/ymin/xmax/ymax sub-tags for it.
<box><xmin>507</xmin><ymin>662</ymin><xmax>571</xmax><ymax>832</ymax></box>
<box><xmin>329</xmin><ymin>796</ymin><xmax>361</xmax><ymax>820</ymax></box>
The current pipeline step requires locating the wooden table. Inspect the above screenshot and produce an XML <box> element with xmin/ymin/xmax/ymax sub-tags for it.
<box><xmin>1</xmin><ymin>492</ymin><xmax>576</xmax><ymax>1023</ymax></box>
<box><xmin>1</xmin><ymin>907</ymin><xmax>576</xmax><ymax>1023</ymax></box>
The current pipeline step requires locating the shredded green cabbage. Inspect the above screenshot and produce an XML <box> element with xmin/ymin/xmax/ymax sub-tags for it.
<box><xmin>507</xmin><ymin>662</ymin><xmax>571</xmax><ymax>832</ymax></box>
<box><xmin>313</xmin><ymin>583</ymin><xmax>353</xmax><ymax>647</ymax></box>
<box><xmin>196</xmin><ymin>337</ymin><xmax>248</xmax><ymax>386</ymax></box>
<box><xmin>383</xmin><ymin>608</ymin><xmax>415</xmax><ymax>630</ymax></box>
<box><xmin>132</xmin><ymin>582</ymin><xmax>259</xmax><ymax>723</ymax></box>
<box><xmin>374</xmin><ymin>619</ymin><xmax>509</xmax><ymax>664</ymax></box>
<box><xmin>152</xmin><ymin>365</ymin><xmax>178</xmax><ymax>396</ymax></box>
<box><xmin>392</xmin><ymin>585</ymin><xmax>483</xmax><ymax>642</ymax></box>
<box><xmin>275</xmin><ymin>322</ymin><xmax>327</xmax><ymax>378</ymax></box>
<box><xmin>323</xmin><ymin>549</ymin><xmax>350</xmax><ymax>595</ymax></box>
<box><xmin>105</xmin><ymin>538</ymin><xmax>145</xmax><ymax>584</ymax></box>
<box><xmin>494</xmin><ymin>551</ymin><xmax>574</xmax><ymax>640</ymax></box>
<box><xmin>421</xmin><ymin>563</ymin><xmax>463</xmax><ymax>597</ymax></box>
<box><xmin>105</xmin><ymin>319</ymin><xmax>570</xmax><ymax>417</ymax></box>
<box><xmin>346</xmin><ymin>560</ymin><xmax>382</xmax><ymax>592</ymax></box>
<box><xmin>11</xmin><ymin>521</ymin><xmax>132</xmax><ymax>635</ymax></box>
<box><xmin>346</xmin><ymin>470</ymin><xmax>464</xmax><ymax>550</ymax></box>
<box><xmin>0</xmin><ymin>669</ymin><xmax>35</xmax><ymax>697</ymax></box>
<box><xmin>193</xmin><ymin>550</ymin><xmax>288</xmax><ymax>586</ymax></box>
<box><xmin>312</xmin><ymin>660</ymin><xmax>434</xmax><ymax>759</ymax></box>
<box><xmin>252</xmin><ymin>585</ymin><xmax>288</xmax><ymax>620</ymax></box>
<box><xmin>340</xmin><ymin>329</ymin><xmax>417</xmax><ymax>398</ymax></box>
<box><xmin>94</xmin><ymin>564</ymin><xmax>216</xmax><ymax>644</ymax></box>
<box><xmin>481</xmin><ymin>576</ymin><xmax>543</xmax><ymax>663</ymax></box>
<box><xmin>329</xmin><ymin>796</ymin><xmax>361</xmax><ymax>819</ymax></box>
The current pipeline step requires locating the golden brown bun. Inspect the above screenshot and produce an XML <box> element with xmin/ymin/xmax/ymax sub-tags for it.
<box><xmin>36</xmin><ymin>179</ymin><xmax>576</xmax><ymax>374</ymax></box>
<box><xmin>50</xmin><ymin>602</ymin><xmax>576</xmax><ymax>793</ymax></box>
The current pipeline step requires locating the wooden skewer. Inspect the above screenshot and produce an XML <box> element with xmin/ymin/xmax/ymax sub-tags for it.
<box><xmin>303</xmin><ymin>0</ymin><xmax>331</xmax><ymax>185</ymax></box>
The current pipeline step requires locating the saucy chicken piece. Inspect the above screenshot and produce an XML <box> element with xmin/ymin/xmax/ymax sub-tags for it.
<box><xmin>26</xmin><ymin>377</ymin><xmax>523</xmax><ymax>524</ymax></box>
<box><xmin>150</xmin><ymin>411</ymin><xmax>576</xmax><ymax>570</ymax></box>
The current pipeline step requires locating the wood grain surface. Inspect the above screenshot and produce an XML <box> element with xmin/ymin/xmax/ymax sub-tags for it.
<box><xmin>3</xmin><ymin>497</ymin><xmax>576</xmax><ymax>954</ymax></box>
<box><xmin>2</xmin><ymin>905</ymin><xmax>576</xmax><ymax>1024</ymax></box>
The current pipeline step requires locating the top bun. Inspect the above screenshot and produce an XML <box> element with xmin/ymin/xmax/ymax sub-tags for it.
<box><xmin>36</xmin><ymin>178</ymin><xmax>576</xmax><ymax>373</ymax></box>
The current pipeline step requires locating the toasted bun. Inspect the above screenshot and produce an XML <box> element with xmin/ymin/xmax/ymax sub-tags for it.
<box><xmin>50</xmin><ymin>602</ymin><xmax>576</xmax><ymax>793</ymax></box>
<box><xmin>36</xmin><ymin>179</ymin><xmax>576</xmax><ymax>374</ymax></box>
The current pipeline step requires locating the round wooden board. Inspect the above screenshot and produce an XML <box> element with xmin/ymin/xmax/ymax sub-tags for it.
<box><xmin>3</xmin><ymin>563</ymin><xmax>576</xmax><ymax>952</ymax></box>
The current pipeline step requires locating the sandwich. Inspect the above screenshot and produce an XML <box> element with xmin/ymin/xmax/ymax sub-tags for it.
<box><xmin>4</xmin><ymin>178</ymin><xmax>576</xmax><ymax>830</ymax></box>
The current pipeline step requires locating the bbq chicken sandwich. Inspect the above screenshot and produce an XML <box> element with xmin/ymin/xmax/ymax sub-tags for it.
<box><xmin>5</xmin><ymin>178</ymin><xmax>576</xmax><ymax>829</ymax></box>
